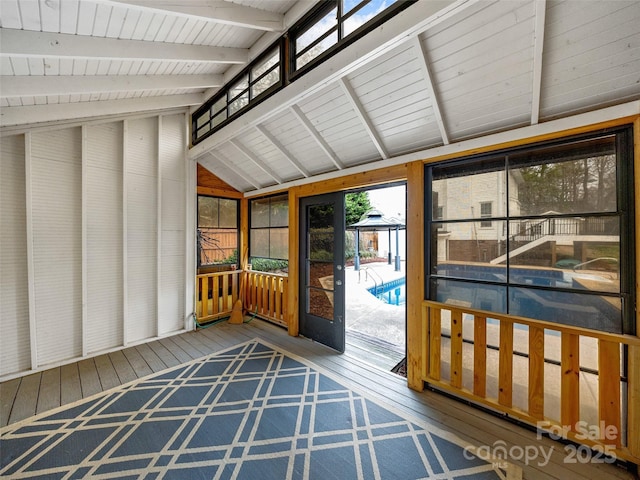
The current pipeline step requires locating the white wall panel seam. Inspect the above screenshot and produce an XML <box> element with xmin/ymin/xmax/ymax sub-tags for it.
<box><xmin>122</xmin><ymin>119</ymin><xmax>129</xmax><ymax>346</ymax></box>
<box><xmin>81</xmin><ymin>124</ymin><xmax>88</xmax><ymax>357</ymax></box>
<box><xmin>24</xmin><ymin>132</ymin><xmax>38</xmax><ymax>370</ymax></box>
<box><xmin>185</xmin><ymin>116</ymin><xmax>196</xmax><ymax>332</ymax></box>
<box><xmin>157</xmin><ymin>115</ymin><xmax>162</xmax><ymax>338</ymax></box>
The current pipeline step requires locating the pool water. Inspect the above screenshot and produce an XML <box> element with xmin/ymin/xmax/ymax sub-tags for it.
<box><xmin>367</xmin><ymin>278</ymin><xmax>406</xmax><ymax>306</ymax></box>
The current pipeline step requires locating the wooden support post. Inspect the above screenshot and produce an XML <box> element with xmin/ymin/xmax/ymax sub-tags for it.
<box><xmin>287</xmin><ymin>188</ymin><xmax>299</xmax><ymax>336</ymax></box>
<box><xmin>406</xmin><ymin>161</ymin><xmax>424</xmax><ymax>391</ymax></box>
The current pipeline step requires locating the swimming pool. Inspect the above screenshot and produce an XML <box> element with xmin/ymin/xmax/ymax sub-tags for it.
<box><xmin>367</xmin><ymin>277</ymin><xmax>406</xmax><ymax>306</ymax></box>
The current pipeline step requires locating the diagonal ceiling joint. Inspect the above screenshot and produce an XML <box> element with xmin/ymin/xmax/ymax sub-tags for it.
<box><xmin>203</xmin><ymin>152</ymin><xmax>260</xmax><ymax>190</ymax></box>
<box><xmin>530</xmin><ymin>0</ymin><xmax>547</xmax><ymax>125</ymax></box>
<box><xmin>255</xmin><ymin>125</ymin><xmax>310</xmax><ymax>178</ymax></box>
<box><xmin>229</xmin><ymin>138</ymin><xmax>283</xmax><ymax>184</ymax></box>
<box><xmin>412</xmin><ymin>36</ymin><xmax>449</xmax><ymax>145</ymax></box>
<box><xmin>339</xmin><ymin>77</ymin><xmax>388</xmax><ymax>160</ymax></box>
<box><xmin>289</xmin><ymin>105</ymin><xmax>345</xmax><ymax>170</ymax></box>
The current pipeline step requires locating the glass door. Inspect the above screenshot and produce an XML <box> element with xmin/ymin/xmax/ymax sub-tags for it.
<box><xmin>299</xmin><ymin>193</ymin><xmax>345</xmax><ymax>352</ymax></box>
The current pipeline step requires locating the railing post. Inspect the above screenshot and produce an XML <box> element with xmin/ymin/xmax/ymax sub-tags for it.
<box><xmin>528</xmin><ymin>326</ymin><xmax>545</xmax><ymax>420</ymax></box>
<box><xmin>498</xmin><ymin>321</ymin><xmax>514</xmax><ymax>408</ymax></box>
<box><xmin>627</xmin><ymin>344</ymin><xmax>640</xmax><ymax>459</ymax></box>
<box><xmin>598</xmin><ymin>339</ymin><xmax>621</xmax><ymax>447</ymax></box>
<box><xmin>450</xmin><ymin>310</ymin><xmax>463</xmax><ymax>389</ymax></box>
<box><xmin>473</xmin><ymin>315</ymin><xmax>487</xmax><ymax>398</ymax></box>
<box><xmin>561</xmin><ymin>332</ymin><xmax>580</xmax><ymax>432</ymax></box>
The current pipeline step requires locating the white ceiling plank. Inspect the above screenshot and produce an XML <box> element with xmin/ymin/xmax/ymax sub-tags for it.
<box><xmin>0</xmin><ymin>74</ymin><xmax>223</xmax><ymax>97</ymax></box>
<box><xmin>0</xmin><ymin>29</ymin><xmax>248</xmax><ymax>64</ymax></box>
<box><xmin>0</xmin><ymin>0</ymin><xmax>22</xmax><ymax>29</ymax></box>
<box><xmin>339</xmin><ymin>77</ymin><xmax>388</xmax><ymax>160</ymax></box>
<box><xmin>199</xmin><ymin>152</ymin><xmax>258</xmax><ymax>191</ymax></box>
<box><xmin>59</xmin><ymin>0</ymin><xmax>80</xmax><ymax>34</ymax></box>
<box><xmin>108</xmin><ymin>0</ymin><xmax>284</xmax><ymax>32</ymax></box>
<box><xmin>17</xmin><ymin>0</ymin><xmax>40</xmax><ymax>31</ymax></box>
<box><xmin>530</xmin><ymin>0</ymin><xmax>547</xmax><ymax>125</ymax></box>
<box><xmin>289</xmin><ymin>104</ymin><xmax>345</xmax><ymax>170</ymax></box>
<box><xmin>255</xmin><ymin>125</ymin><xmax>310</xmax><ymax>178</ymax></box>
<box><xmin>40</xmin><ymin>0</ymin><xmax>61</xmax><ymax>32</ymax></box>
<box><xmin>412</xmin><ymin>36</ymin><xmax>449</xmax><ymax>145</ymax></box>
<box><xmin>0</xmin><ymin>93</ymin><xmax>202</xmax><ymax>127</ymax></box>
<box><xmin>229</xmin><ymin>138</ymin><xmax>283</xmax><ymax>184</ymax></box>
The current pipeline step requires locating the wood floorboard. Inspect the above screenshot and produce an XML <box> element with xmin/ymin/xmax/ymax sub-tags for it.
<box><xmin>122</xmin><ymin>346</ymin><xmax>153</xmax><ymax>378</ymax></box>
<box><xmin>168</xmin><ymin>334</ymin><xmax>208</xmax><ymax>359</ymax></box>
<box><xmin>147</xmin><ymin>340</ymin><xmax>181</xmax><ymax>369</ymax></box>
<box><xmin>77</xmin><ymin>358</ymin><xmax>101</xmax><ymax>398</ymax></box>
<box><xmin>60</xmin><ymin>363</ymin><xmax>82</xmax><ymax>406</ymax></box>
<box><xmin>158</xmin><ymin>337</ymin><xmax>193</xmax><ymax>364</ymax></box>
<box><xmin>135</xmin><ymin>343</ymin><xmax>167</xmax><ymax>373</ymax></box>
<box><xmin>108</xmin><ymin>350</ymin><xmax>137</xmax><ymax>385</ymax></box>
<box><xmin>0</xmin><ymin>319</ymin><xmax>635</xmax><ymax>480</ymax></box>
<box><xmin>9</xmin><ymin>373</ymin><xmax>40</xmax><ymax>425</ymax></box>
<box><xmin>36</xmin><ymin>368</ymin><xmax>60</xmax><ymax>414</ymax></box>
<box><xmin>179</xmin><ymin>330</ymin><xmax>219</xmax><ymax>356</ymax></box>
<box><xmin>0</xmin><ymin>378</ymin><xmax>21</xmax><ymax>427</ymax></box>
<box><xmin>94</xmin><ymin>354</ymin><xmax>120</xmax><ymax>391</ymax></box>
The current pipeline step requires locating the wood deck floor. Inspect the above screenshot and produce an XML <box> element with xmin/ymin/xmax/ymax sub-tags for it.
<box><xmin>1</xmin><ymin>318</ymin><xmax>636</xmax><ymax>480</ymax></box>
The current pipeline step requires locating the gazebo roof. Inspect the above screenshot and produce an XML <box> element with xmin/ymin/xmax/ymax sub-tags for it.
<box><xmin>348</xmin><ymin>209</ymin><xmax>406</xmax><ymax>231</ymax></box>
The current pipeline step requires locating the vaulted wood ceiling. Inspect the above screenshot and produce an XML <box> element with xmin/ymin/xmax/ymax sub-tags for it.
<box><xmin>2</xmin><ymin>1</ymin><xmax>639</xmax><ymax>196</ymax></box>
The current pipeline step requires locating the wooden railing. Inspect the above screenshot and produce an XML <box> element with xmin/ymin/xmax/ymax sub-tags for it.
<box><xmin>195</xmin><ymin>270</ymin><xmax>241</xmax><ymax>322</ymax></box>
<box><xmin>422</xmin><ymin>300</ymin><xmax>640</xmax><ymax>464</ymax></box>
<box><xmin>244</xmin><ymin>270</ymin><xmax>288</xmax><ymax>327</ymax></box>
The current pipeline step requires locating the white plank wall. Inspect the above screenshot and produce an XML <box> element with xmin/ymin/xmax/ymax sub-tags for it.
<box><xmin>84</xmin><ymin>123</ymin><xmax>124</xmax><ymax>354</ymax></box>
<box><xmin>159</xmin><ymin>114</ymin><xmax>186</xmax><ymax>335</ymax></box>
<box><xmin>30</xmin><ymin>128</ymin><xmax>83</xmax><ymax>366</ymax></box>
<box><xmin>125</xmin><ymin>117</ymin><xmax>159</xmax><ymax>344</ymax></box>
<box><xmin>0</xmin><ymin>112</ymin><xmax>190</xmax><ymax>380</ymax></box>
<box><xmin>0</xmin><ymin>135</ymin><xmax>31</xmax><ymax>375</ymax></box>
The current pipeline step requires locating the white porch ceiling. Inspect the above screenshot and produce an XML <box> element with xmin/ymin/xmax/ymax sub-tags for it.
<box><xmin>191</xmin><ymin>0</ymin><xmax>640</xmax><ymax>194</ymax></box>
<box><xmin>1</xmin><ymin>0</ymin><xmax>639</xmax><ymax>195</ymax></box>
<box><xmin>0</xmin><ymin>0</ymin><xmax>307</xmax><ymax>126</ymax></box>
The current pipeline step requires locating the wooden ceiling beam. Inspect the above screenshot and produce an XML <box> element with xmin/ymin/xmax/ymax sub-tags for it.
<box><xmin>0</xmin><ymin>74</ymin><xmax>224</xmax><ymax>98</ymax></box>
<box><xmin>0</xmin><ymin>29</ymin><xmax>248</xmax><ymax>64</ymax></box>
<box><xmin>108</xmin><ymin>0</ymin><xmax>284</xmax><ymax>32</ymax></box>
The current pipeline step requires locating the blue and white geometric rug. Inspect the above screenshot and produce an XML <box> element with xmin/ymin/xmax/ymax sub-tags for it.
<box><xmin>1</xmin><ymin>339</ymin><xmax>521</xmax><ymax>479</ymax></box>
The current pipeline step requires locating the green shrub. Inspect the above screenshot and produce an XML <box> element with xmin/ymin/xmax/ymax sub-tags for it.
<box><xmin>251</xmin><ymin>258</ymin><xmax>289</xmax><ymax>273</ymax></box>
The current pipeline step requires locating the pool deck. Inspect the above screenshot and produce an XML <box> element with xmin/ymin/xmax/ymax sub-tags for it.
<box><xmin>345</xmin><ymin>261</ymin><xmax>406</xmax><ymax>369</ymax></box>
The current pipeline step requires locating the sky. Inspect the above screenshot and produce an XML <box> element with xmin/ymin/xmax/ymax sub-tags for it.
<box><xmin>367</xmin><ymin>185</ymin><xmax>406</xmax><ymax>220</ymax></box>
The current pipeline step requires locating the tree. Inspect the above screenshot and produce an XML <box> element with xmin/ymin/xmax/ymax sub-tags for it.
<box><xmin>517</xmin><ymin>155</ymin><xmax>616</xmax><ymax>215</ymax></box>
<box><xmin>345</xmin><ymin>192</ymin><xmax>372</xmax><ymax>226</ymax></box>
